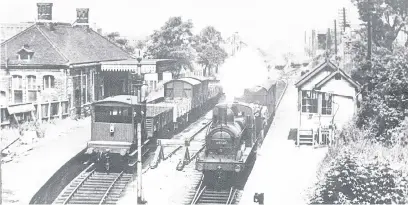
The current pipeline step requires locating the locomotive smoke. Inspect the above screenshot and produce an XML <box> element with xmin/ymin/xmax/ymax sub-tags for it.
<box><xmin>219</xmin><ymin>47</ymin><xmax>278</xmax><ymax>102</ymax></box>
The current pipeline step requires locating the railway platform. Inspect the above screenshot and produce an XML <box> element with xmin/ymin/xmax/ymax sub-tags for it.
<box><xmin>1</xmin><ymin>118</ymin><xmax>91</xmax><ymax>205</ymax></box>
<box><xmin>239</xmin><ymin>74</ymin><xmax>328</xmax><ymax>205</ymax></box>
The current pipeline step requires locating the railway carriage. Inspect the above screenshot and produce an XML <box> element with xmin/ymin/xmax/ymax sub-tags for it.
<box><xmin>86</xmin><ymin>77</ymin><xmax>223</xmax><ymax>171</ymax></box>
<box><xmin>86</xmin><ymin>95</ymin><xmax>149</xmax><ymax>171</ymax></box>
<box><xmin>243</xmin><ymin>79</ymin><xmax>276</xmax><ymax>125</ymax></box>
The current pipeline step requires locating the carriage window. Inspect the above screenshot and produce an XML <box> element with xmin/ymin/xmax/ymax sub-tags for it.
<box><xmin>95</xmin><ymin>106</ymin><xmax>132</xmax><ymax>123</ymax></box>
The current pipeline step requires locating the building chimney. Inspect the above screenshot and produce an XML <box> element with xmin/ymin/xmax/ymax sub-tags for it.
<box><xmin>37</xmin><ymin>3</ymin><xmax>53</xmax><ymax>22</ymax></box>
<box><xmin>75</xmin><ymin>8</ymin><xmax>89</xmax><ymax>28</ymax></box>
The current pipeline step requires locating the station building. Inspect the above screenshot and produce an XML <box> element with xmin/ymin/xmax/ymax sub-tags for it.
<box><xmin>0</xmin><ymin>3</ymin><xmax>175</xmax><ymax>127</ymax></box>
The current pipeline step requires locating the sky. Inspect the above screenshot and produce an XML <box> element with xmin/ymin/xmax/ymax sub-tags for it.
<box><xmin>0</xmin><ymin>0</ymin><xmax>361</xmax><ymax>54</ymax></box>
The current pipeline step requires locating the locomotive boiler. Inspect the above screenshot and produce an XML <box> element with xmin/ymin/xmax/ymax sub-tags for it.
<box><xmin>196</xmin><ymin>102</ymin><xmax>268</xmax><ymax>186</ymax></box>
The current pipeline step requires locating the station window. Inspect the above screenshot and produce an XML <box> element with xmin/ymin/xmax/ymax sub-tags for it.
<box><xmin>301</xmin><ymin>90</ymin><xmax>318</xmax><ymax>113</ymax></box>
<box><xmin>51</xmin><ymin>102</ymin><xmax>59</xmax><ymax>116</ymax></box>
<box><xmin>0</xmin><ymin>91</ymin><xmax>6</xmax><ymax>106</ymax></box>
<box><xmin>1</xmin><ymin>108</ymin><xmax>9</xmax><ymax>124</ymax></box>
<box><xmin>43</xmin><ymin>75</ymin><xmax>55</xmax><ymax>89</ymax></box>
<box><xmin>321</xmin><ymin>93</ymin><xmax>333</xmax><ymax>115</ymax></box>
<box><xmin>12</xmin><ymin>75</ymin><xmax>23</xmax><ymax>103</ymax></box>
<box><xmin>27</xmin><ymin>75</ymin><xmax>37</xmax><ymax>102</ymax></box>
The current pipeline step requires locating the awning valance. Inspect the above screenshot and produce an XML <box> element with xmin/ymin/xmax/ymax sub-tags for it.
<box><xmin>7</xmin><ymin>103</ymin><xmax>35</xmax><ymax>115</ymax></box>
<box><xmin>101</xmin><ymin>64</ymin><xmax>156</xmax><ymax>73</ymax></box>
<box><xmin>101</xmin><ymin>64</ymin><xmax>137</xmax><ymax>72</ymax></box>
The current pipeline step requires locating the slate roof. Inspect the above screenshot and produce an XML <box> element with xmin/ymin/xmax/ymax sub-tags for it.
<box><xmin>295</xmin><ymin>59</ymin><xmax>338</xmax><ymax>88</ymax></box>
<box><xmin>1</xmin><ymin>23</ymin><xmax>132</xmax><ymax>66</ymax></box>
<box><xmin>315</xmin><ymin>69</ymin><xmax>361</xmax><ymax>91</ymax></box>
<box><xmin>295</xmin><ymin>59</ymin><xmax>361</xmax><ymax>91</ymax></box>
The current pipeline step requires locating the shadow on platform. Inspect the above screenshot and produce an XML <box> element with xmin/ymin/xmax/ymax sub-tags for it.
<box><xmin>288</xmin><ymin>128</ymin><xmax>297</xmax><ymax>141</ymax></box>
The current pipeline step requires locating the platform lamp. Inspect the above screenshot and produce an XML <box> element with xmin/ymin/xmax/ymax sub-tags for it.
<box><xmin>134</xmin><ymin>51</ymin><xmax>147</xmax><ymax>204</ymax></box>
<box><xmin>36</xmin><ymin>84</ymin><xmax>42</xmax><ymax>121</ymax></box>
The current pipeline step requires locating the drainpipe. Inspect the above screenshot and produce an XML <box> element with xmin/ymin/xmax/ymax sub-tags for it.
<box><xmin>298</xmin><ymin>88</ymin><xmax>301</xmax><ymax>147</ymax></box>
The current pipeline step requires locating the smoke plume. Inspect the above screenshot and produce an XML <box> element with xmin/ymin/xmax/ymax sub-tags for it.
<box><xmin>219</xmin><ymin>47</ymin><xmax>278</xmax><ymax>102</ymax></box>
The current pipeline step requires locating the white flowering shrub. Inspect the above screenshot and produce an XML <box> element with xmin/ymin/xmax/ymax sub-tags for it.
<box><xmin>309</xmin><ymin>118</ymin><xmax>408</xmax><ymax>204</ymax></box>
<box><xmin>310</xmin><ymin>152</ymin><xmax>408</xmax><ymax>204</ymax></box>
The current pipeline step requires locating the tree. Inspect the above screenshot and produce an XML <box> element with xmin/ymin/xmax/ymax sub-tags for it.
<box><xmin>105</xmin><ymin>32</ymin><xmax>135</xmax><ymax>54</ymax></box>
<box><xmin>145</xmin><ymin>16</ymin><xmax>196</xmax><ymax>77</ymax></box>
<box><xmin>135</xmin><ymin>40</ymin><xmax>146</xmax><ymax>50</ymax></box>
<box><xmin>352</xmin><ymin>0</ymin><xmax>408</xmax><ymax>50</ymax></box>
<box><xmin>194</xmin><ymin>26</ymin><xmax>228</xmax><ymax>76</ymax></box>
<box><xmin>352</xmin><ymin>45</ymin><xmax>408</xmax><ymax>141</ymax></box>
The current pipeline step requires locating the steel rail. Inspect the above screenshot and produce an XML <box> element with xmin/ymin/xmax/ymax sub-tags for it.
<box><xmin>62</xmin><ymin>163</ymin><xmax>95</xmax><ymax>205</ymax></box>
<box><xmin>190</xmin><ymin>175</ymin><xmax>205</xmax><ymax>205</ymax></box>
<box><xmin>98</xmin><ymin>171</ymin><xmax>124</xmax><ymax>205</ymax></box>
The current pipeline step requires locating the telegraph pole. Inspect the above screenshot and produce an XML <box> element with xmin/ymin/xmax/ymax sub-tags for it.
<box><xmin>334</xmin><ymin>20</ymin><xmax>337</xmax><ymax>55</ymax></box>
<box><xmin>343</xmin><ymin>8</ymin><xmax>347</xmax><ymax>32</ymax></box>
<box><xmin>367</xmin><ymin>0</ymin><xmax>372</xmax><ymax>64</ymax></box>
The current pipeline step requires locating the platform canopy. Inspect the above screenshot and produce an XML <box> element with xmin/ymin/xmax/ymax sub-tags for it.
<box><xmin>7</xmin><ymin>103</ymin><xmax>35</xmax><ymax>115</ymax></box>
<box><xmin>100</xmin><ymin>59</ymin><xmax>174</xmax><ymax>72</ymax></box>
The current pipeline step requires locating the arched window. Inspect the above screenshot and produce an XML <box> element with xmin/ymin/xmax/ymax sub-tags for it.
<box><xmin>43</xmin><ymin>75</ymin><xmax>55</xmax><ymax>89</ymax></box>
<box><xmin>27</xmin><ymin>75</ymin><xmax>37</xmax><ymax>102</ymax></box>
<box><xmin>12</xmin><ymin>75</ymin><xmax>23</xmax><ymax>103</ymax></box>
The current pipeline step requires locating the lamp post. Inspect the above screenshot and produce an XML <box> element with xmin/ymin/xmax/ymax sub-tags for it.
<box><xmin>134</xmin><ymin>54</ymin><xmax>147</xmax><ymax>204</ymax></box>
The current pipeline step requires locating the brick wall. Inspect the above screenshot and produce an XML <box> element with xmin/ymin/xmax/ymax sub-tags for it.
<box><xmin>7</xmin><ymin>67</ymin><xmax>68</xmax><ymax>105</ymax></box>
<box><xmin>2</xmin><ymin>65</ymin><xmax>104</xmax><ymax>120</ymax></box>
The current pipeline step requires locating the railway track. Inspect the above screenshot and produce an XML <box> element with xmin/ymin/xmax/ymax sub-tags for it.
<box><xmin>164</xmin><ymin>119</ymin><xmax>212</xmax><ymax>160</ymax></box>
<box><xmin>189</xmin><ymin>176</ymin><xmax>240</xmax><ymax>205</ymax></box>
<box><xmin>53</xmin><ymin>164</ymin><xmax>132</xmax><ymax>205</ymax></box>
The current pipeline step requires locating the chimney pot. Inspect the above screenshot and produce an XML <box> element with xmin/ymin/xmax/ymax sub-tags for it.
<box><xmin>37</xmin><ymin>3</ymin><xmax>53</xmax><ymax>21</ymax></box>
<box><xmin>76</xmin><ymin>8</ymin><xmax>89</xmax><ymax>24</ymax></box>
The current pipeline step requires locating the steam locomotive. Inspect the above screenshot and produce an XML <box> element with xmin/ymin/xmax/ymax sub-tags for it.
<box><xmin>196</xmin><ymin>79</ymin><xmax>277</xmax><ymax>186</ymax></box>
<box><xmin>85</xmin><ymin>77</ymin><xmax>222</xmax><ymax>171</ymax></box>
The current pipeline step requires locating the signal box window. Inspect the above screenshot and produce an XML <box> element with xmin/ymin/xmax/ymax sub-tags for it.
<box><xmin>321</xmin><ymin>93</ymin><xmax>333</xmax><ymax>115</ymax></box>
<box><xmin>95</xmin><ymin>106</ymin><xmax>132</xmax><ymax>123</ymax></box>
<box><xmin>301</xmin><ymin>90</ymin><xmax>318</xmax><ymax>113</ymax></box>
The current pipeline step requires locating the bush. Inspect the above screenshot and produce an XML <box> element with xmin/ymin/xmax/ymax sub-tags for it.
<box><xmin>309</xmin><ymin>117</ymin><xmax>408</xmax><ymax>204</ymax></box>
<box><xmin>310</xmin><ymin>152</ymin><xmax>408</xmax><ymax>204</ymax></box>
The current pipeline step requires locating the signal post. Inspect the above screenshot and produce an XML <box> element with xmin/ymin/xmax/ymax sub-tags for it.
<box><xmin>131</xmin><ymin>53</ymin><xmax>147</xmax><ymax>204</ymax></box>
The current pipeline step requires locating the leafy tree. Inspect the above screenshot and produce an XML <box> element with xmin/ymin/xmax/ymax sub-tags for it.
<box><xmin>145</xmin><ymin>17</ymin><xmax>196</xmax><ymax>77</ymax></box>
<box><xmin>352</xmin><ymin>0</ymin><xmax>408</xmax><ymax>50</ymax></box>
<box><xmin>105</xmin><ymin>32</ymin><xmax>135</xmax><ymax>54</ymax></box>
<box><xmin>194</xmin><ymin>26</ymin><xmax>228</xmax><ymax>76</ymax></box>
<box><xmin>352</xmin><ymin>44</ymin><xmax>408</xmax><ymax>141</ymax></box>
<box><xmin>135</xmin><ymin>40</ymin><xmax>146</xmax><ymax>50</ymax></box>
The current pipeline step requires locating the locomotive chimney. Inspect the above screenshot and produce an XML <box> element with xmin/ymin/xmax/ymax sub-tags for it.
<box><xmin>37</xmin><ymin>3</ymin><xmax>53</xmax><ymax>22</ymax></box>
<box><xmin>218</xmin><ymin>106</ymin><xmax>228</xmax><ymax>125</ymax></box>
<box><xmin>75</xmin><ymin>8</ymin><xmax>90</xmax><ymax>28</ymax></box>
